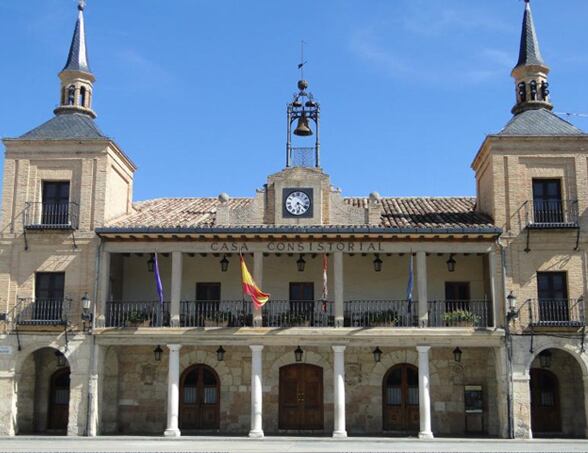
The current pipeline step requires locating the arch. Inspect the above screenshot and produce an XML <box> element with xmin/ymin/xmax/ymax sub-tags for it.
<box><xmin>67</xmin><ymin>85</ymin><xmax>76</xmax><ymax>105</ymax></box>
<box><xmin>179</xmin><ymin>363</ymin><xmax>220</xmax><ymax>431</ymax></box>
<box><xmin>524</xmin><ymin>344</ymin><xmax>588</xmax><ymax>377</ymax></box>
<box><xmin>382</xmin><ymin>363</ymin><xmax>419</xmax><ymax>433</ymax></box>
<box><xmin>79</xmin><ymin>86</ymin><xmax>86</xmax><ymax>107</ymax></box>
<box><xmin>278</xmin><ymin>363</ymin><xmax>324</xmax><ymax>430</ymax></box>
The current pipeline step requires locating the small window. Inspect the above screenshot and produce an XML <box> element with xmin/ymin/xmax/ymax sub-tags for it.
<box><xmin>532</xmin><ymin>179</ymin><xmax>563</xmax><ymax>223</ymax></box>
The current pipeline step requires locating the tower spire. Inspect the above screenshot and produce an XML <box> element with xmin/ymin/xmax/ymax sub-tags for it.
<box><xmin>54</xmin><ymin>0</ymin><xmax>96</xmax><ymax>118</ymax></box>
<box><xmin>511</xmin><ymin>0</ymin><xmax>552</xmax><ymax>115</ymax></box>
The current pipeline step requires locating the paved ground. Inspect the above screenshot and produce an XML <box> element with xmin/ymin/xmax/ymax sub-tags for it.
<box><xmin>1</xmin><ymin>437</ymin><xmax>588</xmax><ymax>453</ymax></box>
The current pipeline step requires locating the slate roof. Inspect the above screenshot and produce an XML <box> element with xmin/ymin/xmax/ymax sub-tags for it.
<box><xmin>498</xmin><ymin>109</ymin><xmax>585</xmax><ymax>136</ymax></box>
<box><xmin>515</xmin><ymin>1</ymin><xmax>545</xmax><ymax>68</ymax></box>
<box><xmin>102</xmin><ymin>196</ymin><xmax>497</xmax><ymax>233</ymax></box>
<box><xmin>17</xmin><ymin>113</ymin><xmax>108</xmax><ymax>140</ymax></box>
<box><xmin>63</xmin><ymin>5</ymin><xmax>91</xmax><ymax>73</ymax></box>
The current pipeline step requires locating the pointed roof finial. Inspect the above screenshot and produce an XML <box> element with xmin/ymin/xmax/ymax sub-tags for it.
<box><xmin>515</xmin><ymin>0</ymin><xmax>545</xmax><ymax>69</ymax></box>
<box><xmin>62</xmin><ymin>0</ymin><xmax>90</xmax><ymax>73</ymax></box>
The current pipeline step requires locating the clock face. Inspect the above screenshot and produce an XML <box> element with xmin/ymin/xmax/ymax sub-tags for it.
<box><xmin>285</xmin><ymin>191</ymin><xmax>311</xmax><ymax>216</ymax></box>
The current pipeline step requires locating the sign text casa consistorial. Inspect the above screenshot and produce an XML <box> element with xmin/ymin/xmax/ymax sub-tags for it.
<box><xmin>210</xmin><ymin>241</ymin><xmax>384</xmax><ymax>253</ymax></box>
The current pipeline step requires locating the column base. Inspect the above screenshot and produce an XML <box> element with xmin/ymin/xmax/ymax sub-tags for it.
<box><xmin>170</xmin><ymin>316</ymin><xmax>180</xmax><ymax>327</ymax></box>
<box><xmin>164</xmin><ymin>428</ymin><xmax>181</xmax><ymax>437</ymax></box>
<box><xmin>332</xmin><ymin>430</ymin><xmax>347</xmax><ymax>438</ymax></box>
<box><xmin>248</xmin><ymin>429</ymin><xmax>264</xmax><ymax>438</ymax></box>
<box><xmin>418</xmin><ymin>431</ymin><xmax>434</xmax><ymax>439</ymax></box>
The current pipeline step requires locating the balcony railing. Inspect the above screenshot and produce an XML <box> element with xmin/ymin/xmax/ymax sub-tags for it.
<box><xmin>181</xmin><ymin>300</ymin><xmax>252</xmax><ymax>327</ymax></box>
<box><xmin>524</xmin><ymin>199</ymin><xmax>579</xmax><ymax>228</ymax></box>
<box><xmin>262</xmin><ymin>300</ymin><xmax>334</xmax><ymax>327</ymax></box>
<box><xmin>428</xmin><ymin>300</ymin><xmax>490</xmax><ymax>328</ymax></box>
<box><xmin>528</xmin><ymin>298</ymin><xmax>585</xmax><ymax>327</ymax></box>
<box><xmin>344</xmin><ymin>300</ymin><xmax>417</xmax><ymax>327</ymax></box>
<box><xmin>105</xmin><ymin>301</ymin><xmax>170</xmax><ymax>327</ymax></box>
<box><xmin>15</xmin><ymin>298</ymin><xmax>69</xmax><ymax>325</ymax></box>
<box><xmin>24</xmin><ymin>202</ymin><xmax>79</xmax><ymax>229</ymax></box>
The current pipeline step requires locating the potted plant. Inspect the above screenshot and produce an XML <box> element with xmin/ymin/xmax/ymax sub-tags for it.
<box><xmin>443</xmin><ymin>310</ymin><xmax>480</xmax><ymax>327</ymax></box>
<box><xmin>368</xmin><ymin>310</ymin><xmax>399</xmax><ymax>327</ymax></box>
<box><xmin>126</xmin><ymin>310</ymin><xmax>149</xmax><ymax>327</ymax></box>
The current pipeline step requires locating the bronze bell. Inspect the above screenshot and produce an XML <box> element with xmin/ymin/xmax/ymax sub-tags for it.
<box><xmin>293</xmin><ymin>112</ymin><xmax>313</xmax><ymax>136</ymax></box>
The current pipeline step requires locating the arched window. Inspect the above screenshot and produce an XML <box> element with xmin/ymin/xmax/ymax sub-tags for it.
<box><xmin>517</xmin><ymin>81</ymin><xmax>527</xmax><ymax>103</ymax></box>
<box><xmin>67</xmin><ymin>85</ymin><xmax>76</xmax><ymax>106</ymax></box>
<box><xmin>530</xmin><ymin>80</ymin><xmax>538</xmax><ymax>101</ymax></box>
<box><xmin>79</xmin><ymin>87</ymin><xmax>86</xmax><ymax>108</ymax></box>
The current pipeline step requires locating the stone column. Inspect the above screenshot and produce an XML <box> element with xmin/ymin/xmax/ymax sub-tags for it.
<box><xmin>86</xmin><ymin>342</ymin><xmax>103</xmax><ymax>437</ymax></box>
<box><xmin>96</xmin><ymin>250</ymin><xmax>110</xmax><ymax>327</ymax></box>
<box><xmin>170</xmin><ymin>251</ymin><xmax>183</xmax><ymax>327</ymax></box>
<box><xmin>332</xmin><ymin>345</ymin><xmax>347</xmax><ymax>438</ymax></box>
<box><xmin>493</xmin><ymin>346</ymin><xmax>509</xmax><ymax>438</ymax></box>
<box><xmin>512</xmin><ymin>372</ymin><xmax>532</xmax><ymax>438</ymax></box>
<box><xmin>334</xmin><ymin>252</ymin><xmax>344</xmax><ymax>327</ymax></box>
<box><xmin>68</xmin><ymin>371</ymin><xmax>88</xmax><ymax>436</ymax></box>
<box><xmin>164</xmin><ymin>344</ymin><xmax>182</xmax><ymax>437</ymax></box>
<box><xmin>416</xmin><ymin>251</ymin><xmax>428</xmax><ymax>327</ymax></box>
<box><xmin>0</xmin><ymin>370</ymin><xmax>16</xmax><ymax>436</ymax></box>
<box><xmin>488</xmin><ymin>250</ymin><xmax>498</xmax><ymax>328</ymax></box>
<box><xmin>416</xmin><ymin>345</ymin><xmax>433</xmax><ymax>439</ymax></box>
<box><xmin>249</xmin><ymin>345</ymin><xmax>264</xmax><ymax>438</ymax></box>
<box><xmin>583</xmin><ymin>376</ymin><xmax>588</xmax><ymax>439</ymax></box>
<box><xmin>253</xmin><ymin>253</ymin><xmax>263</xmax><ymax>327</ymax></box>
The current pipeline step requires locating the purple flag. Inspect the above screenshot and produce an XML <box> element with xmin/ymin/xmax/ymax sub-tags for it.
<box><xmin>153</xmin><ymin>253</ymin><xmax>164</xmax><ymax>305</ymax></box>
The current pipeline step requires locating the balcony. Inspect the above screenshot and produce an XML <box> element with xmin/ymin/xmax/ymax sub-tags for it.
<box><xmin>24</xmin><ymin>202</ymin><xmax>79</xmax><ymax>230</ymax></box>
<box><xmin>428</xmin><ymin>300</ymin><xmax>490</xmax><ymax>328</ymax></box>
<box><xmin>344</xmin><ymin>300</ymin><xmax>416</xmax><ymax>327</ymax></box>
<box><xmin>181</xmin><ymin>300</ymin><xmax>252</xmax><ymax>327</ymax></box>
<box><xmin>15</xmin><ymin>298</ymin><xmax>69</xmax><ymax>326</ymax></box>
<box><xmin>106</xmin><ymin>301</ymin><xmax>170</xmax><ymax>327</ymax></box>
<box><xmin>524</xmin><ymin>199</ymin><xmax>579</xmax><ymax>229</ymax></box>
<box><xmin>528</xmin><ymin>298</ymin><xmax>585</xmax><ymax>328</ymax></box>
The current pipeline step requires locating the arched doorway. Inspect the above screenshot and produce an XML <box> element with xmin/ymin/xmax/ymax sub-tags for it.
<box><xmin>47</xmin><ymin>367</ymin><xmax>70</xmax><ymax>432</ymax></box>
<box><xmin>279</xmin><ymin>364</ymin><xmax>323</xmax><ymax>430</ymax></box>
<box><xmin>179</xmin><ymin>364</ymin><xmax>220</xmax><ymax>431</ymax></box>
<box><xmin>530</xmin><ymin>367</ymin><xmax>561</xmax><ymax>435</ymax></box>
<box><xmin>382</xmin><ymin>363</ymin><xmax>419</xmax><ymax>433</ymax></box>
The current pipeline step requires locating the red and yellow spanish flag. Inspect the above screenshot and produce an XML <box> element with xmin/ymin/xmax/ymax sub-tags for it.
<box><xmin>240</xmin><ymin>256</ymin><xmax>270</xmax><ymax>308</ymax></box>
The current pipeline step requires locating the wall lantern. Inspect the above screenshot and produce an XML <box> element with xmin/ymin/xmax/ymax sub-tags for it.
<box><xmin>294</xmin><ymin>346</ymin><xmax>304</xmax><ymax>362</ymax></box>
<box><xmin>506</xmin><ymin>291</ymin><xmax>518</xmax><ymax>321</ymax></box>
<box><xmin>373</xmin><ymin>254</ymin><xmax>383</xmax><ymax>272</ymax></box>
<box><xmin>216</xmin><ymin>346</ymin><xmax>226</xmax><ymax>362</ymax></box>
<box><xmin>220</xmin><ymin>255</ymin><xmax>229</xmax><ymax>273</ymax></box>
<box><xmin>453</xmin><ymin>347</ymin><xmax>463</xmax><ymax>363</ymax></box>
<box><xmin>81</xmin><ymin>292</ymin><xmax>93</xmax><ymax>322</ymax></box>
<box><xmin>55</xmin><ymin>350</ymin><xmax>66</xmax><ymax>368</ymax></box>
<box><xmin>147</xmin><ymin>255</ymin><xmax>155</xmax><ymax>273</ymax></box>
<box><xmin>539</xmin><ymin>349</ymin><xmax>552</xmax><ymax>368</ymax></box>
<box><xmin>153</xmin><ymin>345</ymin><xmax>163</xmax><ymax>362</ymax></box>
<box><xmin>446</xmin><ymin>254</ymin><xmax>456</xmax><ymax>273</ymax></box>
<box><xmin>297</xmin><ymin>254</ymin><xmax>306</xmax><ymax>272</ymax></box>
<box><xmin>372</xmin><ymin>346</ymin><xmax>382</xmax><ymax>363</ymax></box>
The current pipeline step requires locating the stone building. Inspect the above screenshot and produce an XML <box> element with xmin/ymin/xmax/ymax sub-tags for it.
<box><xmin>0</xmin><ymin>0</ymin><xmax>587</xmax><ymax>439</ymax></box>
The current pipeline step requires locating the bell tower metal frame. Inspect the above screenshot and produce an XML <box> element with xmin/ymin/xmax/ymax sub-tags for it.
<box><xmin>286</xmin><ymin>80</ymin><xmax>321</xmax><ymax>168</ymax></box>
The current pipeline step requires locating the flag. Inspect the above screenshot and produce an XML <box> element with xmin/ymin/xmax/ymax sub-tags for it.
<box><xmin>153</xmin><ymin>253</ymin><xmax>164</xmax><ymax>305</ymax></box>
<box><xmin>406</xmin><ymin>253</ymin><xmax>414</xmax><ymax>315</ymax></box>
<box><xmin>322</xmin><ymin>254</ymin><xmax>328</xmax><ymax>312</ymax></box>
<box><xmin>240</xmin><ymin>256</ymin><xmax>270</xmax><ymax>308</ymax></box>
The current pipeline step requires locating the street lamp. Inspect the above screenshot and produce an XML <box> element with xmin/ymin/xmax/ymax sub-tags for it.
<box><xmin>453</xmin><ymin>347</ymin><xmax>463</xmax><ymax>363</ymax></box>
<box><xmin>373</xmin><ymin>254</ymin><xmax>383</xmax><ymax>272</ymax></box>
<box><xmin>539</xmin><ymin>349</ymin><xmax>552</xmax><ymax>368</ymax></box>
<box><xmin>372</xmin><ymin>347</ymin><xmax>382</xmax><ymax>363</ymax></box>
<box><xmin>153</xmin><ymin>345</ymin><xmax>163</xmax><ymax>362</ymax></box>
<box><xmin>506</xmin><ymin>291</ymin><xmax>518</xmax><ymax>320</ymax></box>
<box><xmin>55</xmin><ymin>350</ymin><xmax>66</xmax><ymax>367</ymax></box>
<box><xmin>216</xmin><ymin>346</ymin><xmax>226</xmax><ymax>362</ymax></box>
<box><xmin>81</xmin><ymin>292</ymin><xmax>92</xmax><ymax>322</ymax></box>
<box><xmin>294</xmin><ymin>346</ymin><xmax>304</xmax><ymax>362</ymax></box>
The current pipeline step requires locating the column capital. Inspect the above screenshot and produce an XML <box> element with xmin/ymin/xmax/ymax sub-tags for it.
<box><xmin>416</xmin><ymin>345</ymin><xmax>431</xmax><ymax>353</ymax></box>
<box><xmin>332</xmin><ymin>345</ymin><xmax>346</xmax><ymax>353</ymax></box>
<box><xmin>167</xmin><ymin>344</ymin><xmax>182</xmax><ymax>352</ymax></box>
<box><xmin>250</xmin><ymin>345</ymin><xmax>264</xmax><ymax>352</ymax></box>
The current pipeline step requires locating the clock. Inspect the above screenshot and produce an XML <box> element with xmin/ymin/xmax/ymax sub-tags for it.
<box><xmin>283</xmin><ymin>188</ymin><xmax>313</xmax><ymax>218</ymax></box>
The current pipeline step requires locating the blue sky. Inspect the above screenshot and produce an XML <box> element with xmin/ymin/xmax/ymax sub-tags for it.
<box><xmin>1</xmin><ymin>0</ymin><xmax>587</xmax><ymax>201</ymax></box>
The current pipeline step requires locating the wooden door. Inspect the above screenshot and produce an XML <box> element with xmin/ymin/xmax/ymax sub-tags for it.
<box><xmin>35</xmin><ymin>272</ymin><xmax>65</xmax><ymax>321</ymax></box>
<box><xmin>532</xmin><ymin>179</ymin><xmax>563</xmax><ymax>223</ymax></box>
<box><xmin>289</xmin><ymin>282</ymin><xmax>315</xmax><ymax>324</ymax></box>
<box><xmin>279</xmin><ymin>364</ymin><xmax>323</xmax><ymax>430</ymax></box>
<box><xmin>179</xmin><ymin>364</ymin><xmax>220</xmax><ymax>431</ymax></box>
<box><xmin>42</xmin><ymin>181</ymin><xmax>70</xmax><ymax>225</ymax></box>
<box><xmin>48</xmin><ymin>367</ymin><xmax>70</xmax><ymax>432</ymax></box>
<box><xmin>537</xmin><ymin>272</ymin><xmax>569</xmax><ymax>323</ymax></box>
<box><xmin>382</xmin><ymin>364</ymin><xmax>419</xmax><ymax>433</ymax></box>
<box><xmin>530</xmin><ymin>368</ymin><xmax>561</xmax><ymax>435</ymax></box>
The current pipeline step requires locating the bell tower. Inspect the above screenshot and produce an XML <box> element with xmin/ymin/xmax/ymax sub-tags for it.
<box><xmin>54</xmin><ymin>0</ymin><xmax>96</xmax><ymax>119</ymax></box>
<box><xmin>286</xmin><ymin>79</ymin><xmax>321</xmax><ymax>168</ymax></box>
<box><xmin>511</xmin><ymin>0</ymin><xmax>552</xmax><ymax>115</ymax></box>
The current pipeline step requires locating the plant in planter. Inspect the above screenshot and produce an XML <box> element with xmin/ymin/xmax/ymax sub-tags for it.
<box><xmin>443</xmin><ymin>310</ymin><xmax>480</xmax><ymax>327</ymax></box>
<box><xmin>288</xmin><ymin>312</ymin><xmax>312</xmax><ymax>327</ymax></box>
<box><xmin>368</xmin><ymin>310</ymin><xmax>399</xmax><ymax>327</ymax></box>
<box><xmin>203</xmin><ymin>311</ymin><xmax>232</xmax><ymax>327</ymax></box>
<box><xmin>126</xmin><ymin>310</ymin><xmax>149</xmax><ymax>327</ymax></box>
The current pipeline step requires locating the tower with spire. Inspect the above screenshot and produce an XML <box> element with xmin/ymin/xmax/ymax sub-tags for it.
<box><xmin>54</xmin><ymin>0</ymin><xmax>96</xmax><ymax>118</ymax></box>
<box><xmin>511</xmin><ymin>0</ymin><xmax>551</xmax><ymax>115</ymax></box>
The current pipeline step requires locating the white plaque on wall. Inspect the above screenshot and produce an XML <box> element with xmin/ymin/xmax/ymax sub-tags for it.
<box><xmin>0</xmin><ymin>346</ymin><xmax>13</xmax><ymax>355</ymax></box>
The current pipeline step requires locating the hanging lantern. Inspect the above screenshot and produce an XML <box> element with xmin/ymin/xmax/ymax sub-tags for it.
<box><xmin>446</xmin><ymin>254</ymin><xmax>456</xmax><ymax>272</ymax></box>
<box><xmin>220</xmin><ymin>255</ymin><xmax>229</xmax><ymax>273</ymax></box>
<box><xmin>147</xmin><ymin>255</ymin><xmax>155</xmax><ymax>273</ymax></box>
<box><xmin>153</xmin><ymin>345</ymin><xmax>163</xmax><ymax>362</ymax></box>
<box><xmin>55</xmin><ymin>350</ymin><xmax>66</xmax><ymax>368</ymax></box>
<box><xmin>453</xmin><ymin>347</ymin><xmax>462</xmax><ymax>363</ymax></box>
<box><xmin>297</xmin><ymin>254</ymin><xmax>306</xmax><ymax>272</ymax></box>
<box><xmin>294</xmin><ymin>346</ymin><xmax>304</xmax><ymax>362</ymax></box>
<box><xmin>539</xmin><ymin>350</ymin><xmax>552</xmax><ymax>368</ymax></box>
<box><xmin>372</xmin><ymin>347</ymin><xmax>382</xmax><ymax>363</ymax></box>
<box><xmin>373</xmin><ymin>254</ymin><xmax>383</xmax><ymax>272</ymax></box>
<box><xmin>216</xmin><ymin>346</ymin><xmax>226</xmax><ymax>362</ymax></box>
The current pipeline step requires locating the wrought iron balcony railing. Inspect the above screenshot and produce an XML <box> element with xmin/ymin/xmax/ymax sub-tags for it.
<box><xmin>15</xmin><ymin>298</ymin><xmax>70</xmax><ymax>325</ymax></box>
<box><xmin>344</xmin><ymin>300</ymin><xmax>417</xmax><ymax>327</ymax></box>
<box><xmin>262</xmin><ymin>300</ymin><xmax>334</xmax><ymax>327</ymax></box>
<box><xmin>523</xmin><ymin>199</ymin><xmax>579</xmax><ymax>229</ymax></box>
<box><xmin>427</xmin><ymin>300</ymin><xmax>490</xmax><ymax>328</ymax></box>
<box><xmin>528</xmin><ymin>298</ymin><xmax>585</xmax><ymax>327</ymax></box>
<box><xmin>105</xmin><ymin>301</ymin><xmax>170</xmax><ymax>327</ymax></box>
<box><xmin>24</xmin><ymin>202</ymin><xmax>79</xmax><ymax>229</ymax></box>
<box><xmin>181</xmin><ymin>300</ymin><xmax>252</xmax><ymax>327</ymax></box>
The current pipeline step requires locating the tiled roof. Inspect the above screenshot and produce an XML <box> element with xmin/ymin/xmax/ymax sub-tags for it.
<box><xmin>104</xmin><ymin>196</ymin><xmax>496</xmax><ymax>232</ymax></box>
<box><xmin>515</xmin><ymin>1</ymin><xmax>544</xmax><ymax>69</ymax></box>
<box><xmin>498</xmin><ymin>109</ymin><xmax>585</xmax><ymax>136</ymax></box>
<box><xmin>18</xmin><ymin>113</ymin><xmax>107</xmax><ymax>140</ymax></box>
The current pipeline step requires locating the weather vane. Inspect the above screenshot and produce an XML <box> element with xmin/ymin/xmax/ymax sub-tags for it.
<box><xmin>78</xmin><ymin>0</ymin><xmax>87</xmax><ymax>11</ymax></box>
<box><xmin>297</xmin><ymin>40</ymin><xmax>308</xmax><ymax>80</ymax></box>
